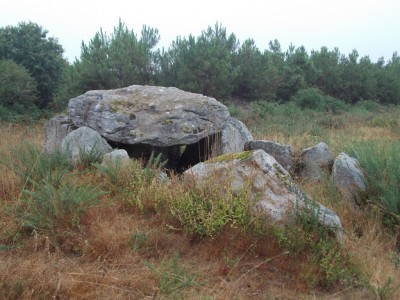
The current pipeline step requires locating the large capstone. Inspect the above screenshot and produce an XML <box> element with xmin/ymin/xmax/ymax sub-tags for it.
<box><xmin>68</xmin><ymin>85</ymin><xmax>230</xmax><ymax>147</ymax></box>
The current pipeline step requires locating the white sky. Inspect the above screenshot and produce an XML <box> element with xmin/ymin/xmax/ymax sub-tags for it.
<box><xmin>2</xmin><ymin>0</ymin><xmax>399</xmax><ymax>63</ymax></box>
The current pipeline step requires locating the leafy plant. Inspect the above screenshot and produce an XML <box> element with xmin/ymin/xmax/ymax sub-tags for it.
<box><xmin>93</xmin><ymin>158</ymin><xmax>124</xmax><ymax>184</ymax></box>
<box><xmin>291</xmin><ymin>87</ymin><xmax>348</xmax><ymax>113</ymax></box>
<box><xmin>227</xmin><ymin>103</ymin><xmax>240</xmax><ymax>117</ymax></box>
<box><xmin>128</xmin><ymin>230</ymin><xmax>149</xmax><ymax>252</ymax></box>
<box><xmin>19</xmin><ymin>181</ymin><xmax>105</xmax><ymax>232</ymax></box>
<box><xmin>143</xmin><ymin>253</ymin><xmax>200</xmax><ymax>295</ymax></box>
<box><xmin>365</xmin><ymin>277</ymin><xmax>400</xmax><ymax>300</ymax></box>
<box><xmin>348</xmin><ymin>140</ymin><xmax>400</xmax><ymax>226</ymax></box>
<box><xmin>6</xmin><ymin>142</ymin><xmax>71</xmax><ymax>188</ymax></box>
<box><xmin>166</xmin><ymin>183</ymin><xmax>256</xmax><ymax>237</ymax></box>
<box><xmin>75</xmin><ymin>141</ymin><xmax>108</xmax><ymax>169</ymax></box>
<box><xmin>141</xmin><ymin>151</ymin><xmax>168</xmax><ymax>182</ymax></box>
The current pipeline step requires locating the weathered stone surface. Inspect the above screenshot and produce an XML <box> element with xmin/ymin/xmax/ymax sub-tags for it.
<box><xmin>43</xmin><ymin>115</ymin><xmax>74</xmax><ymax>154</ymax></box>
<box><xmin>101</xmin><ymin>149</ymin><xmax>130</xmax><ymax>167</ymax></box>
<box><xmin>218</xmin><ymin>117</ymin><xmax>253</xmax><ymax>155</ymax></box>
<box><xmin>332</xmin><ymin>152</ymin><xmax>367</xmax><ymax>204</ymax></box>
<box><xmin>61</xmin><ymin>126</ymin><xmax>112</xmax><ymax>165</ymax></box>
<box><xmin>245</xmin><ymin>140</ymin><xmax>295</xmax><ymax>172</ymax></box>
<box><xmin>300</xmin><ymin>142</ymin><xmax>334</xmax><ymax>181</ymax></box>
<box><xmin>184</xmin><ymin>150</ymin><xmax>342</xmax><ymax>235</ymax></box>
<box><xmin>68</xmin><ymin>85</ymin><xmax>230</xmax><ymax>147</ymax></box>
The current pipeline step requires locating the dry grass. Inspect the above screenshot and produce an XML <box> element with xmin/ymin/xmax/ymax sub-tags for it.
<box><xmin>1</xmin><ymin>109</ymin><xmax>400</xmax><ymax>299</ymax></box>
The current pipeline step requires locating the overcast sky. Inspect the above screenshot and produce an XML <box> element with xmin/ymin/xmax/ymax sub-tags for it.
<box><xmin>2</xmin><ymin>0</ymin><xmax>399</xmax><ymax>63</ymax></box>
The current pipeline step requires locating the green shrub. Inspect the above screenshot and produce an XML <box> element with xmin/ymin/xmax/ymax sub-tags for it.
<box><xmin>251</xmin><ymin>100</ymin><xmax>279</xmax><ymax>116</ymax></box>
<box><xmin>19</xmin><ymin>181</ymin><xmax>105</xmax><ymax>232</ymax></box>
<box><xmin>166</xmin><ymin>183</ymin><xmax>256</xmax><ymax>237</ymax></box>
<box><xmin>128</xmin><ymin>230</ymin><xmax>149</xmax><ymax>252</ymax></box>
<box><xmin>227</xmin><ymin>103</ymin><xmax>241</xmax><ymax>117</ymax></box>
<box><xmin>291</xmin><ymin>87</ymin><xmax>348</xmax><ymax>113</ymax></box>
<box><xmin>93</xmin><ymin>158</ymin><xmax>125</xmax><ymax>184</ymax></box>
<box><xmin>6</xmin><ymin>142</ymin><xmax>72</xmax><ymax>188</ymax></box>
<box><xmin>143</xmin><ymin>253</ymin><xmax>200</xmax><ymax>295</ymax></box>
<box><xmin>356</xmin><ymin>100</ymin><xmax>380</xmax><ymax>112</ymax></box>
<box><xmin>0</xmin><ymin>60</ymin><xmax>38</xmax><ymax>112</ymax></box>
<box><xmin>141</xmin><ymin>152</ymin><xmax>168</xmax><ymax>182</ymax></box>
<box><xmin>292</xmin><ymin>87</ymin><xmax>323</xmax><ymax>110</ymax></box>
<box><xmin>369</xmin><ymin>116</ymin><xmax>399</xmax><ymax>129</ymax></box>
<box><xmin>347</xmin><ymin>140</ymin><xmax>400</xmax><ymax>226</ymax></box>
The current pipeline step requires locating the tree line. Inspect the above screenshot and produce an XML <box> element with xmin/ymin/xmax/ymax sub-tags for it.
<box><xmin>1</xmin><ymin>21</ymin><xmax>399</xmax><ymax>120</ymax></box>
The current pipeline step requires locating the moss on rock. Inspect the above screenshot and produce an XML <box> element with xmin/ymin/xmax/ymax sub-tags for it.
<box><xmin>206</xmin><ymin>150</ymin><xmax>254</xmax><ymax>164</ymax></box>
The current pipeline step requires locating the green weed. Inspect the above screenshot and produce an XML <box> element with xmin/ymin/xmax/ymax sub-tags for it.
<box><xmin>19</xmin><ymin>181</ymin><xmax>105</xmax><ymax>232</ymax></box>
<box><xmin>166</xmin><ymin>183</ymin><xmax>256</xmax><ymax>237</ymax></box>
<box><xmin>365</xmin><ymin>277</ymin><xmax>400</xmax><ymax>300</ymax></box>
<box><xmin>143</xmin><ymin>253</ymin><xmax>200</xmax><ymax>295</ymax></box>
<box><xmin>348</xmin><ymin>140</ymin><xmax>400</xmax><ymax>227</ymax></box>
<box><xmin>128</xmin><ymin>229</ymin><xmax>149</xmax><ymax>252</ymax></box>
<box><xmin>5</xmin><ymin>142</ymin><xmax>71</xmax><ymax>188</ymax></box>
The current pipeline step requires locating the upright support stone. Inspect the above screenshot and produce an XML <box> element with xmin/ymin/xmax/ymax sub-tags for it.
<box><xmin>43</xmin><ymin>115</ymin><xmax>74</xmax><ymax>154</ymax></box>
<box><xmin>218</xmin><ymin>117</ymin><xmax>253</xmax><ymax>155</ymax></box>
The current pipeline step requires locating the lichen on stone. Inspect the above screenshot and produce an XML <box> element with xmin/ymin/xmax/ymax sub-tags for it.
<box><xmin>206</xmin><ymin>150</ymin><xmax>254</xmax><ymax>164</ymax></box>
<box><xmin>163</xmin><ymin>119</ymin><xmax>174</xmax><ymax>125</ymax></box>
<box><xmin>272</xmin><ymin>163</ymin><xmax>292</xmax><ymax>187</ymax></box>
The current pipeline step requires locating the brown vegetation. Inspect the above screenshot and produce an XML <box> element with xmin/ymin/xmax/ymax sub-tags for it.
<box><xmin>1</xmin><ymin>107</ymin><xmax>399</xmax><ymax>299</ymax></box>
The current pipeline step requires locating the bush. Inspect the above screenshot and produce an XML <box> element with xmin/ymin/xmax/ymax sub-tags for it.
<box><xmin>5</xmin><ymin>142</ymin><xmax>72</xmax><ymax>188</ymax></box>
<box><xmin>143</xmin><ymin>253</ymin><xmax>200</xmax><ymax>295</ymax></box>
<box><xmin>20</xmin><ymin>181</ymin><xmax>105</xmax><ymax>232</ymax></box>
<box><xmin>166</xmin><ymin>182</ymin><xmax>257</xmax><ymax>237</ymax></box>
<box><xmin>347</xmin><ymin>141</ymin><xmax>400</xmax><ymax>227</ymax></box>
<box><xmin>251</xmin><ymin>100</ymin><xmax>279</xmax><ymax>116</ymax></box>
<box><xmin>291</xmin><ymin>87</ymin><xmax>348</xmax><ymax>113</ymax></box>
<box><xmin>356</xmin><ymin>100</ymin><xmax>380</xmax><ymax>112</ymax></box>
<box><xmin>0</xmin><ymin>60</ymin><xmax>39</xmax><ymax>120</ymax></box>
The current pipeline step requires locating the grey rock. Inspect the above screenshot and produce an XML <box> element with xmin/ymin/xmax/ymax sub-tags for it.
<box><xmin>218</xmin><ymin>117</ymin><xmax>253</xmax><ymax>155</ymax></box>
<box><xmin>184</xmin><ymin>150</ymin><xmax>342</xmax><ymax>238</ymax></box>
<box><xmin>101</xmin><ymin>149</ymin><xmax>130</xmax><ymax>167</ymax></box>
<box><xmin>43</xmin><ymin>115</ymin><xmax>74</xmax><ymax>154</ymax></box>
<box><xmin>68</xmin><ymin>85</ymin><xmax>230</xmax><ymax>147</ymax></box>
<box><xmin>245</xmin><ymin>140</ymin><xmax>295</xmax><ymax>172</ymax></box>
<box><xmin>61</xmin><ymin>126</ymin><xmax>112</xmax><ymax>165</ymax></box>
<box><xmin>333</xmin><ymin>152</ymin><xmax>367</xmax><ymax>204</ymax></box>
<box><xmin>300</xmin><ymin>142</ymin><xmax>334</xmax><ymax>181</ymax></box>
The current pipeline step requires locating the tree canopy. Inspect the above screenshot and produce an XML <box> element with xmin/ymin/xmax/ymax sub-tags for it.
<box><xmin>1</xmin><ymin>20</ymin><xmax>399</xmax><ymax>120</ymax></box>
<box><xmin>0</xmin><ymin>22</ymin><xmax>65</xmax><ymax>108</ymax></box>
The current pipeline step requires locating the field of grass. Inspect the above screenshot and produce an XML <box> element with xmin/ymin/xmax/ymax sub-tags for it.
<box><xmin>1</xmin><ymin>103</ymin><xmax>400</xmax><ymax>299</ymax></box>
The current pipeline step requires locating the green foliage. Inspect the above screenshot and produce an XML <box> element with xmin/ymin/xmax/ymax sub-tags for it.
<box><xmin>159</xmin><ymin>23</ymin><xmax>238</xmax><ymax>99</ymax></box>
<box><xmin>347</xmin><ymin>141</ymin><xmax>400</xmax><ymax>226</ymax></box>
<box><xmin>93</xmin><ymin>159</ymin><xmax>124</xmax><ymax>184</ymax></box>
<box><xmin>142</xmin><ymin>152</ymin><xmax>168</xmax><ymax>181</ymax></box>
<box><xmin>76</xmin><ymin>142</ymin><xmax>108</xmax><ymax>169</ymax></box>
<box><xmin>369</xmin><ymin>115</ymin><xmax>399</xmax><ymax>130</ymax></box>
<box><xmin>143</xmin><ymin>253</ymin><xmax>200</xmax><ymax>295</ymax></box>
<box><xmin>291</xmin><ymin>87</ymin><xmax>348</xmax><ymax>113</ymax></box>
<box><xmin>365</xmin><ymin>277</ymin><xmax>400</xmax><ymax>300</ymax></box>
<box><xmin>20</xmin><ymin>181</ymin><xmax>105</xmax><ymax>232</ymax></box>
<box><xmin>74</xmin><ymin>20</ymin><xmax>160</xmax><ymax>92</ymax></box>
<box><xmin>226</xmin><ymin>103</ymin><xmax>240</xmax><ymax>117</ymax></box>
<box><xmin>0</xmin><ymin>281</ymin><xmax>24</xmax><ymax>299</ymax></box>
<box><xmin>355</xmin><ymin>99</ymin><xmax>381</xmax><ymax>112</ymax></box>
<box><xmin>128</xmin><ymin>229</ymin><xmax>149</xmax><ymax>252</ymax></box>
<box><xmin>121</xmin><ymin>157</ymin><xmax>167</xmax><ymax>212</ymax></box>
<box><xmin>167</xmin><ymin>183</ymin><xmax>256</xmax><ymax>237</ymax></box>
<box><xmin>272</xmin><ymin>209</ymin><xmax>355</xmax><ymax>288</ymax></box>
<box><xmin>0</xmin><ymin>60</ymin><xmax>38</xmax><ymax>114</ymax></box>
<box><xmin>0</xmin><ymin>22</ymin><xmax>65</xmax><ymax>108</ymax></box>
<box><xmin>5</xmin><ymin>142</ymin><xmax>71</xmax><ymax>188</ymax></box>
